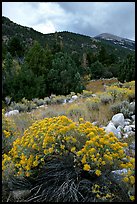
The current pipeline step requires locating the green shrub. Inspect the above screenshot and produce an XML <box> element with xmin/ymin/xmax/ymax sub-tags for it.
<box><xmin>85</xmin><ymin>97</ymin><xmax>101</xmax><ymax>111</ymax></box>
<box><xmin>99</xmin><ymin>93</ymin><xmax>113</xmax><ymax>105</ymax></box>
<box><xmin>109</xmin><ymin>102</ymin><xmax>122</xmax><ymax>114</ymax></box>
<box><xmin>10</xmin><ymin>102</ymin><xmax>28</xmax><ymax>112</ymax></box>
<box><xmin>66</xmin><ymin>104</ymin><xmax>85</xmax><ymax>120</ymax></box>
<box><xmin>50</xmin><ymin>95</ymin><xmax>66</xmax><ymax>105</ymax></box>
<box><xmin>32</xmin><ymin>98</ymin><xmax>45</xmax><ymax>106</ymax></box>
<box><xmin>82</xmin><ymin>90</ymin><xmax>93</xmax><ymax>98</ymax></box>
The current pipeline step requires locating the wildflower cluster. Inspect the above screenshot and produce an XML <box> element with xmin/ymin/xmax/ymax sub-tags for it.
<box><xmin>2</xmin><ymin>109</ymin><xmax>20</xmax><ymax>154</ymax></box>
<box><xmin>120</xmin><ymin>157</ymin><xmax>135</xmax><ymax>201</ymax></box>
<box><xmin>91</xmin><ymin>183</ymin><xmax>115</xmax><ymax>201</ymax></box>
<box><xmin>4</xmin><ymin>116</ymin><xmax>81</xmax><ymax>177</ymax></box>
<box><xmin>106</xmin><ymin>81</ymin><xmax>135</xmax><ymax>102</ymax></box>
<box><xmin>2</xmin><ymin>116</ymin><xmax>135</xmax><ymax>201</ymax></box>
<box><xmin>77</xmin><ymin>128</ymin><xmax>129</xmax><ymax>175</ymax></box>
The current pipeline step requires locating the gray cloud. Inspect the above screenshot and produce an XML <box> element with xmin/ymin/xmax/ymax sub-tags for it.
<box><xmin>2</xmin><ymin>2</ymin><xmax>135</xmax><ymax>40</ymax></box>
<box><xmin>58</xmin><ymin>2</ymin><xmax>135</xmax><ymax>40</ymax></box>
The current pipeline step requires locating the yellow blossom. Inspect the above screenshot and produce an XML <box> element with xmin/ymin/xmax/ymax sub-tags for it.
<box><xmin>60</xmin><ymin>145</ymin><xmax>65</xmax><ymax>150</ymax></box>
<box><xmin>81</xmin><ymin>155</ymin><xmax>86</xmax><ymax>164</ymax></box>
<box><xmin>71</xmin><ymin>147</ymin><xmax>76</xmax><ymax>152</ymax></box>
<box><xmin>95</xmin><ymin>169</ymin><xmax>101</xmax><ymax>176</ymax></box>
<box><xmin>130</xmin><ymin>176</ymin><xmax>135</xmax><ymax>184</ymax></box>
<box><xmin>83</xmin><ymin>164</ymin><xmax>90</xmax><ymax>171</ymax></box>
<box><xmin>130</xmin><ymin>196</ymin><xmax>135</xmax><ymax>201</ymax></box>
<box><xmin>123</xmin><ymin>177</ymin><xmax>129</xmax><ymax>183</ymax></box>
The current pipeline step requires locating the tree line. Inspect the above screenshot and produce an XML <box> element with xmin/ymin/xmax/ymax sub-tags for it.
<box><xmin>2</xmin><ymin>36</ymin><xmax>135</xmax><ymax>102</ymax></box>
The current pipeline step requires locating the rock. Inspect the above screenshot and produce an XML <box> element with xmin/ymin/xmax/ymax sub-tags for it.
<box><xmin>129</xmin><ymin>125</ymin><xmax>135</xmax><ymax>131</ymax></box>
<box><xmin>92</xmin><ymin>121</ymin><xmax>99</xmax><ymax>126</ymax></box>
<box><xmin>124</xmin><ymin>118</ymin><xmax>131</xmax><ymax>126</ymax></box>
<box><xmin>129</xmin><ymin>102</ymin><xmax>135</xmax><ymax>113</ymax></box>
<box><xmin>123</xmin><ymin>134</ymin><xmax>129</xmax><ymax>139</ymax></box>
<box><xmin>129</xmin><ymin>142</ymin><xmax>135</xmax><ymax>150</ymax></box>
<box><xmin>39</xmin><ymin>105</ymin><xmax>45</xmax><ymax>108</ymax></box>
<box><xmin>68</xmin><ymin>99</ymin><xmax>74</xmax><ymax>103</ymax></box>
<box><xmin>124</xmin><ymin>125</ymin><xmax>132</xmax><ymax>132</ymax></box>
<box><xmin>91</xmin><ymin>94</ymin><xmax>97</xmax><ymax>97</ymax></box>
<box><xmin>5</xmin><ymin>110</ymin><xmax>19</xmax><ymax>117</ymax></box>
<box><xmin>117</xmin><ymin>132</ymin><xmax>122</xmax><ymax>139</ymax></box>
<box><xmin>125</xmin><ymin>118</ymin><xmax>132</xmax><ymax>123</ymax></box>
<box><xmin>131</xmin><ymin>115</ymin><xmax>135</xmax><ymax>121</ymax></box>
<box><xmin>72</xmin><ymin>95</ymin><xmax>78</xmax><ymax>100</ymax></box>
<box><xmin>111</xmin><ymin>168</ymin><xmax>128</xmax><ymax>175</ymax></box>
<box><xmin>112</xmin><ymin>113</ymin><xmax>125</xmax><ymax>127</ymax></box>
<box><xmin>105</xmin><ymin>122</ymin><xmax>119</xmax><ymax>137</ymax></box>
<box><xmin>117</xmin><ymin>125</ymin><xmax>123</xmax><ymax>132</ymax></box>
<box><xmin>124</xmin><ymin>121</ymin><xmax>130</xmax><ymax>126</ymax></box>
<box><xmin>63</xmin><ymin>99</ymin><xmax>67</xmax><ymax>104</ymax></box>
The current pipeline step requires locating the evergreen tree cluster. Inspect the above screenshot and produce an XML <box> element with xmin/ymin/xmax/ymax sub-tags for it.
<box><xmin>2</xmin><ymin>35</ymin><xmax>135</xmax><ymax>102</ymax></box>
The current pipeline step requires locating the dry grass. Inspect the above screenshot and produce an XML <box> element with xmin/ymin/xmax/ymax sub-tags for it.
<box><xmin>8</xmin><ymin>78</ymin><xmax>133</xmax><ymax>134</ymax></box>
<box><xmin>86</xmin><ymin>78</ymin><xmax>118</xmax><ymax>93</ymax></box>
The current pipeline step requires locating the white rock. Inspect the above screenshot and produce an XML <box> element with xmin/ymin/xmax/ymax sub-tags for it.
<box><xmin>124</xmin><ymin>118</ymin><xmax>131</xmax><ymax>123</ymax></box>
<box><xmin>117</xmin><ymin>125</ymin><xmax>123</xmax><ymax>132</ymax></box>
<box><xmin>92</xmin><ymin>121</ymin><xmax>99</xmax><ymax>126</ymax></box>
<box><xmin>92</xmin><ymin>94</ymin><xmax>97</xmax><ymax>97</ymax></box>
<box><xmin>130</xmin><ymin>142</ymin><xmax>135</xmax><ymax>150</ymax></box>
<box><xmin>117</xmin><ymin>132</ymin><xmax>122</xmax><ymax>139</ymax></box>
<box><xmin>5</xmin><ymin>110</ymin><xmax>19</xmax><ymax>117</ymax></box>
<box><xmin>63</xmin><ymin>99</ymin><xmax>67</xmax><ymax>104</ymax></box>
<box><xmin>112</xmin><ymin>113</ymin><xmax>125</xmax><ymax>127</ymax></box>
<box><xmin>129</xmin><ymin>125</ymin><xmax>135</xmax><ymax>130</ymax></box>
<box><xmin>39</xmin><ymin>105</ymin><xmax>45</xmax><ymax>108</ymax></box>
<box><xmin>124</xmin><ymin>125</ymin><xmax>132</xmax><ymax>132</ymax></box>
<box><xmin>68</xmin><ymin>99</ymin><xmax>74</xmax><ymax>103</ymax></box>
<box><xmin>112</xmin><ymin>168</ymin><xmax>128</xmax><ymax>175</ymax></box>
<box><xmin>129</xmin><ymin>102</ymin><xmax>135</xmax><ymax>112</ymax></box>
<box><xmin>105</xmin><ymin>122</ymin><xmax>118</xmax><ymax>136</ymax></box>
<box><xmin>124</xmin><ymin>121</ymin><xmax>130</xmax><ymax>126</ymax></box>
<box><xmin>131</xmin><ymin>115</ymin><xmax>135</xmax><ymax>121</ymax></box>
<box><xmin>123</xmin><ymin>134</ymin><xmax>129</xmax><ymax>138</ymax></box>
<box><xmin>124</xmin><ymin>119</ymin><xmax>131</xmax><ymax>126</ymax></box>
<box><xmin>72</xmin><ymin>95</ymin><xmax>78</xmax><ymax>100</ymax></box>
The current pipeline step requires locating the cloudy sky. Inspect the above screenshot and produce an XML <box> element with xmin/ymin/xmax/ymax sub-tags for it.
<box><xmin>2</xmin><ymin>2</ymin><xmax>135</xmax><ymax>40</ymax></box>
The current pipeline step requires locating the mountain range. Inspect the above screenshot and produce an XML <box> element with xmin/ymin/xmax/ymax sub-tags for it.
<box><xmin>95</xmin><ymin>33</ymin><xmax>135</xmax><ymax>51</ymax></box>
<box><xmin>2</xmin><ymin>16</ymin><xmax>134</xmax><ymax>60</ymax></box>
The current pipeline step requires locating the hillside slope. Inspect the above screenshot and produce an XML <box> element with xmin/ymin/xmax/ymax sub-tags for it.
<box><xmin>2</xmin><ymin>16</ymin><xmax>134</xmax><ymax>59</ymax></box>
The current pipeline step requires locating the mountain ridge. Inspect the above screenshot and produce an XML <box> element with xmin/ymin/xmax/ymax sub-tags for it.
<box><xmin>2</xmin><ymin>16</ymin><xmax>134</xmax><ymax>62</ymax></box>
<box><xmin>95</xmin><ymin>33</ymin><xmax>135</xmax><ymax>51</ymax></box>
<box><xmin>95</xmin><ymin>33</ymin><xmax>134</xmax><ymax>42</ymax></box>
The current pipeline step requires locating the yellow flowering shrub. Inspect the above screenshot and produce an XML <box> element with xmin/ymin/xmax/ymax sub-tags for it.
<box><xmin>106</xmin><ymin>81</ymin><xmax>135</xmax><ymax>102</ymax></box>
<box><xmin>3</xmin><ymin>116</ymin><xmax>82</xmax><ymax>177</ymax></box>
<box><xmin>106</xmin><ymin>86</ymin><xmax>128</xmax><ymax>101</ymax></box>
<box><xmin>2</xmin><ymin>109</ymin><xmax>20</xmax><ymax>154</ymax></box>
<box><xmin>2</xmin><ymin>116</ymin><xmax>135</xmax><ymax>201</ymax></box>
<box><xmin>123</xmin><ymin>81</ymin><xmax>135</xmax><ymax>89</ymax></box>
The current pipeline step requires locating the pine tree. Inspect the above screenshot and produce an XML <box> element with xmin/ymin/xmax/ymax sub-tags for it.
<box><xmin>118</xmin><ymin>54</ymin><xmax>135</xmax><ymax>82</ymax></box>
